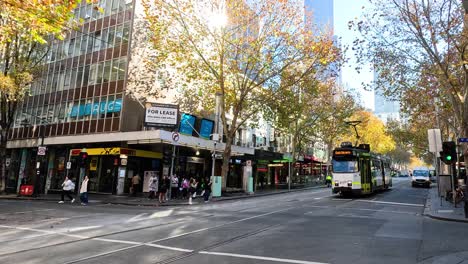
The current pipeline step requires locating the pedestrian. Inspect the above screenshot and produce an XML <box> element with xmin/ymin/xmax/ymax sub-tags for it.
<box><xmin>131</xmin><ymin>173</ymin><xmax>141</xmax><ymax>196</ymax></box>
<box><xmin>148</xmin><ymin>177</ymin><xmax>157</xmax><ymax>200</ymax></box>
<box><xmin>159</xmin><ymin>175</ymin><xmax>168</xmax><ymax>203</ymax></box>
<box><xmin>181</xmin><ymin>177</ymin><xmax>189</xmax><ymax>199</ymax></box>
<box><xmin>80</xmin><ymin>175</ymin><xmax>89</xmax><ymax>205</ymax></box>
<box><xmin>188</xmin><ymin>177</ymin><xmax>197</xmax><ymax>205</ymax></box>
<box><xmin>164</xmin><ymin>175</ymin><xmax>171</xmax><ymax>201</ymax></box>
<box><xmin>203</xmin><ymin>177</ymin><xmax>212</xmax><ymax>203</ymax></box>
<box><xmin>326</xmin><ymin>174</ymin><xmax>332</xmax><ymax>187</ymax></box>
<box><xmin>171</xmin><ymin>175</ymin><xmax>179</xmax><ymax>199</ymax></box>
<box><xmin>58</xmin><ymin>176</ymin><xmax>75</xmax><ymax>204</ymax></box>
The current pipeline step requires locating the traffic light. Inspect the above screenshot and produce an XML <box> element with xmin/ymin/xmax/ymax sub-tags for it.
<box><xmin>162</xmin><ymin>149</ymin><xmax>171</xmax><ymax>165</ymax></box>
<box><xmin>440</xmin><ymin>141</ymin><xmax>457</xmax><ymax>165</ymax></box>
<box><xmin>80</xmin><ymin>150</ymin><xmax>88</xmax><ymax>167</ymax></box>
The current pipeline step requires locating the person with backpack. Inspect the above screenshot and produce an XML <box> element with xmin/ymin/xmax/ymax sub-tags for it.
<box><xmin>58</xmin><ymin>176</ymin><xmax>75</xmax><ymax>204</ymax></box>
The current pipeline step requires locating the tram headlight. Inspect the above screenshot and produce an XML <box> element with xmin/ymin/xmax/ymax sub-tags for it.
<box><xmin>334</xmin><ymin>181</ymin><xmax>339</xmax><ymax>187</ymax></box>
<box><xmin>347</xmin><ymin>181</ymin><xmax>352</xmax><ymax>187</ymax></box>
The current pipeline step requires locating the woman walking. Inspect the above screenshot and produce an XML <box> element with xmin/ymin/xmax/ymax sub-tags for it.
<box><xmin>58</xmin><ymin>176</ymin><xmax>75</xmax><ymax>204</ymax></box>
<box><xmin>188</xmin><ymin>177</ymin><xmax>197</xmax><ymax>205</ymax></box>
<box><xmin>80</xmin><ymin>176</ymin><xmax>89</xmax><ymax>205</ymax></box>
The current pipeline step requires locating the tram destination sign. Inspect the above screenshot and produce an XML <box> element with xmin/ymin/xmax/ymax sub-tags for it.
<box><xmin>144</xmin><ymin>103</ymin><xmax>179</xmax><ymax>128</ymax></box>
<box><xmin>334</xmin><ymin>150</ymin><xmax>353</xmax><ymax>156</ymax></box>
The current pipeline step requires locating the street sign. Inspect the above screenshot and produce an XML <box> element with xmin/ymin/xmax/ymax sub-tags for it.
<box><xmin>172</xmin><ymin>132</ymin><xmax>180</xmax><ymax>142</ymax></box>
<box><xmin>66</xmin><ymin>162</ymin><xmax>72</xmax><ymax>169</ymax></box>
<box><xmin>37</xmin><ymin>146</ymin><xmax>47</xmax><ymax>156</ymax></box>
<box><xmin>121</xmin><ymin>158</ymin><xmax>128</xmax><ymax>166</ymax></box>
<box><xmin>427</xmin><ymin>129</ymin><xmax>442</xmax><ymax>153</ymax></box>
<box><xmin>458</xmin><ymin>138</ymin><xmax>468</xmax><ymax>143</ymax></box>
<box><xmin>214</xmin><ymin>153</ymin><xmax>223</xmax><ymax>159</ymax></box>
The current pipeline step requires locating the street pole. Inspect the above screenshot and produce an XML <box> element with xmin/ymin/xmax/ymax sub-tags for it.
<box><xmin>168</xmin><ymin>144</ymin><xmax>176</xmax><ymax>201</ymax></box>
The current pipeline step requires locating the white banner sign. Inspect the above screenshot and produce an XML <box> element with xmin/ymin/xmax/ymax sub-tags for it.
<box><xmin>144</xmin><ymin>103</ymin><xmax>178</xmax><ymax>127</ymax></box>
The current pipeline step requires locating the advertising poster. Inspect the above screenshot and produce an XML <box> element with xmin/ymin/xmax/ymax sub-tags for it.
<box><xmin>143</xmin><ymin>171</ymin><xmax>159</xmax><ymax>192</ymax></box>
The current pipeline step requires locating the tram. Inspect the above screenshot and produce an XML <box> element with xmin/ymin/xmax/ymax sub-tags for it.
<box><xmin>331</xmin><ymin>142</ymin><xmax>392</xmax><ymax>196</ymax></box>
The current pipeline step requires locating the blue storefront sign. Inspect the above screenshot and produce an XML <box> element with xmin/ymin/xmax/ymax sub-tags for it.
<box><xmin>179</xmin><ymin>113</ymin><xmax>196</xmax><ymax>135</ymax></box>
<box><xmin>199</xmin><ymin>119</ymin><xmax>214</xmax><ymax>139</ymax></box>
<box><xmin>70</xmin><ymin>99</ymin><xmax>122</xmax><ymax>117</ymax></box>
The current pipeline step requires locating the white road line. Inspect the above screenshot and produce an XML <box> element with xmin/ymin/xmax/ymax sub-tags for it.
<box><xmin>0</xmin><ymin>208</ymin><xmax>55</xmax><ymax>216</ymax></box>
<box><xmin>145</xmin><ymin>243</ymin><xmax>193</xmax><ymax>252</ymax></box>
<box><xmin>357</xmin><ymin>200</ymin><xmax>424</xmax><ymax>207</ymax></box>
<box><xmin>199</xmin><ymin>251</ymin><xmax>329</xmax><ymax>264</ymax></box>
<box><xmin>305</xmin><ymin>206</ymin><xmax>419</xmax><ymax>215</ymax></box>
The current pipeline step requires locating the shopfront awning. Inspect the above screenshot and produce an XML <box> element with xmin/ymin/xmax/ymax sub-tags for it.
<box><xmin>7</xmin><ymin>129</ymin><xmax>254</xmax><ymax>156</ymax></box>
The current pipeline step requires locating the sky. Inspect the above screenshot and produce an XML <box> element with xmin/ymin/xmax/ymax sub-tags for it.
<box><xmin>333</xmin><ymin>0</ymin><xmax>375</xmax><ymax>111</ymax></box>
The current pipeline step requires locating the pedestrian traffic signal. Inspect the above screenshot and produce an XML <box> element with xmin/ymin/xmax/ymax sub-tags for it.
<box><xmin>440</xmin><ymin>141</ymin><xmax>457</xmax><ymax>165</ymax></box>
<box><xmin>80</xmin><ymin>151</ymin><xmax>88</xmax><ymax>167</ymax></box>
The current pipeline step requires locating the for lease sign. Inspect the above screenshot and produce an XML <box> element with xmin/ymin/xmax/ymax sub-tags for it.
<box><xmin>144</xmin><ymin>103</ymin><xmax>179</xmax><ymax>127</ymax></box>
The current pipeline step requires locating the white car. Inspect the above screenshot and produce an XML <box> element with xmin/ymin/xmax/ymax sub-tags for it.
<box><xmin>411</xmin><ymin>167</ymin><xmax>431</xmax><ymax>188</ymax></box>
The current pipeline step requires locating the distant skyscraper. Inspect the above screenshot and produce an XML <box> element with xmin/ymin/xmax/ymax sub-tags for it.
<box><xmin>373</xmin><ymin>72</ymin><xmax>400</xmax><ymax>123</ymax></box>
<box><xmin>304</xmin><ymin>0</ymin><xmax>334</xmax><ymax>33</ymax></box>
<box><xmin>304</xmin><ymin>0</ymin><xmax>340</xmax><ymax>83</ymax></box>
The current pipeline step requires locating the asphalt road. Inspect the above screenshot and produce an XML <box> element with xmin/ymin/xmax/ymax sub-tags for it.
<box><xmin>0</xmin><ymin>178</ymin><xmax>467</xmax><ymax>264</ymax></box>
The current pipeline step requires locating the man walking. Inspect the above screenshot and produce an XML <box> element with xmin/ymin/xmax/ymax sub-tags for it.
<box><xmin>58</xmin><ymin>176</ymin><xmax>75</xmax><ymax>204</ymax></box>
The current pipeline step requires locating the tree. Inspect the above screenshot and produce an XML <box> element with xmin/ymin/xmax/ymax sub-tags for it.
<box><xmin>349</xmin><ymin>0</ymin><xmax>468</xmax><ymax>162</ymax></box>
<box><xmin>0</xmin><ymin>0</ymin><xmax>80</xmax><ymax>192</ymax></box>
<box><xmin>140</xmin><ymin>0</ymin><xmax>339</xmax><ymax>190</ymax></box>
<box><xmin>337</xmin><ymin>111</ymin><xmax>396</xmax><ymax>154</ymax></box>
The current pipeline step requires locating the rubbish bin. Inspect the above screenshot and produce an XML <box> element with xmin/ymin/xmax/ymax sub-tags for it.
<box><xmin>212</xmin><ymin>176</ymin><xmax>222</xmax><ymax>197</ymax></box>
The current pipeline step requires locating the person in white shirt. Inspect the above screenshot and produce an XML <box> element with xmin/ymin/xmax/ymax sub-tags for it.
<box><xmin>80</xmin><ymin>176</ymin><xmax>89</xmax><ymax>205</ymax></box>
<box><xmin>58</xmin><ymin>176</ymin><xmax>75</xmax><ymax>204</ymax></box>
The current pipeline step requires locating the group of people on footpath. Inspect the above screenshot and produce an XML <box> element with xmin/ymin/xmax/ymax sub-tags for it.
<box><xmin>146</xmin><ymin>174</ymin><xmax>213</xmax><ymax>205</ymax></box>
<box><xmin>58</xmin><ymin>175</ymin><xmax>89</xmax><ymax>205</ymax></box>
<box><xmin>56</xmin><ymin>173</ymin><xmax>213</xmax><ymax>206</ymax></box>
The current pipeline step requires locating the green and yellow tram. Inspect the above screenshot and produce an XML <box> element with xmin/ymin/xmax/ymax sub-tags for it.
<box><xmin>331</xmin><ymin>142</ymin><xmax>392</xmax><ymax>196</ymax></box>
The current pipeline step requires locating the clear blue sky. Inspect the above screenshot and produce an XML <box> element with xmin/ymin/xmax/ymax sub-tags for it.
<box><xmin>333</xmin><ymin>0</ymin><xmax>374</xmax><ymax>111</ymax></box>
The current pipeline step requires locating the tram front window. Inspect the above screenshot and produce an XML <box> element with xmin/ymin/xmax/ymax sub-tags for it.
<box><xmin>332</xmin><ymin>160</ymin><xmax>358</xmax><ymax>173</ymax></box>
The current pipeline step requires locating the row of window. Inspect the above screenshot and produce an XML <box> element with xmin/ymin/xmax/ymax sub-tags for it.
<box><xmin>15</xmin><ymin>95</ymin><xmax>123</xmax><ymax>127</ymax></box>
<box><xmin>31</xmin><ymin>57</ymin><xmax>127</xmax><ymax>95</ymax></box>
<box><xmin>75</xmin><ymin>0</ymin><xmax>132</xmax><ymax>23</ymax></box>
<box><xmin>48</xmin><ymin>22</ymin><xmax>130</xmax><ymax>63</ymax></box>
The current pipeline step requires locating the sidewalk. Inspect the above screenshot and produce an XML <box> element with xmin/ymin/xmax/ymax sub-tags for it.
<box><xmin>0</xmin><ymin>184</ymin><xmax>327</xmax><ymax>207</ymax></box>
<box><xmin>424</xmin><ymin>184</ymin><xmax>468</xmax><ymax>223</ymax></box>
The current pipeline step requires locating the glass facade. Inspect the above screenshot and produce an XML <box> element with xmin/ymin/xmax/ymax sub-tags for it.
<box><xmin>11</xmin><ymin>0</ymin><xmax>134</xmax><ymax>139</ymax></box>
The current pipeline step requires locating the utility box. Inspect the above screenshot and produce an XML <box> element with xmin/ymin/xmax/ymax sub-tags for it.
<box><xmin>212</xmin><ymin>176</ymin><xmax>222</xmax><ymax>197</ymax></box>
<box><xmin>439</xmin><ymin>174</ymin><xmax>452</xmax><ymax>198</ymax></box>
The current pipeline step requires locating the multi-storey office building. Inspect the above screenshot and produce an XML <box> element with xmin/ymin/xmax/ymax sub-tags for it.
<box><xmin>4</xmin><ymin>0</ymin><xmax>283</xmax><ymax>195</ymax></box>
